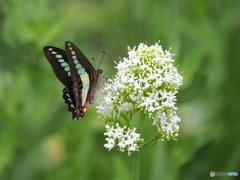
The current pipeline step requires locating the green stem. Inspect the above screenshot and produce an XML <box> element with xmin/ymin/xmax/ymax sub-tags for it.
<box><xmin>137</xmin><ymin>111</ymin><xmax>145</xmax><ymax>133</ymax></box>
<box><xmin>141</xmin><ymin>138</ymin><xmax>156</xmax><ymax>147</ymax></box>
<box><xmin>131</xmin><ymin>112</ymin><xmax>145</xmax><ymax>180</ymax></box>
<box><xmin>131</xmin><ymin>152</ymin><xmax>141</xmax><ymax>180</ymax></box>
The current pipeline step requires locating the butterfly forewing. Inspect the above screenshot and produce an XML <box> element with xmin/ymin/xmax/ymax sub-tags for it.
<box><xmin>43</xmin><ymin>46</ymin><xmax>72</xmax><ymax>86</ymax></box>
<box><xmin>65</xmin><ymin>41</ymin><xmax>96</xmax><ymax>75</ymax></box>
<box><xmin>65</xmin><ymin>41</ymin><xmax>96</xmax><ymax>118</ymax></box>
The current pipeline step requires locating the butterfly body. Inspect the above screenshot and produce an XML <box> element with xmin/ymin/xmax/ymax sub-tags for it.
<box><xmin>43</xmin><ymin>41</ymin><xmax>103</xmax><ymax>119</ymax></box>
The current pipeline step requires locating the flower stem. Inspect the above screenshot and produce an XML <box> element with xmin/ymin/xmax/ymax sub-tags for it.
<box><xmin>141</xmin><ymin>138</ymin><xmax>157</xmax><ymax>147</ymax></box>
<box><xmin>137</xmin><ymin>111</ymin><xmax>145</xmax><ymax>133</ymax></box>
<box><xmin>131</xmin><ymin>112</ymin><xmax>145</xmax><ymax>180</ymax></box>
<box><xmin>131</xmin><ymin>152</ymin><xmax>141</xmax><ymax>180</ymax></box>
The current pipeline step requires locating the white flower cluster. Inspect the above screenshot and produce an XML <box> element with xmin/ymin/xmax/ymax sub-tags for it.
<box><xmin>97</xmin><ymin>41</ymin><xmax>183</xmax><ymax>154</ymax></box>
<box><xmin>104</xmin><ymin>123</ymin><xmax>144</xmax><ymax>156</ymax></box>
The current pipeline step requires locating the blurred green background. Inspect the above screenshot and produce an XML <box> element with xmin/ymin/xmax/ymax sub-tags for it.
<box><xmin>0</xmin><ymin>0</ymin><xmax>239</xmax><ymax>179</ymax></box>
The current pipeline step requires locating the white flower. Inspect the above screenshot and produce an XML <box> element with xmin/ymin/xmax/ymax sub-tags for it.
<box><xmin>97</xmin><ymin>41</ymin><xmax>183</xmax><ymax>154</ymax></box>
<box><xmin>103</xmin><ymin>124</ymin><xmax>144</xmax><ymax>155</ymax></box>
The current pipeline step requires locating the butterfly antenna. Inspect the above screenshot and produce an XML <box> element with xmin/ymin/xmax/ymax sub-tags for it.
<box><xmin>91</xmin><ymin>58</ymin><xmax>96</xmax><ymax>69</ymax></box>
<box><xmin>98</xmin><ymin>51</ymin><xmax>105</xmax><ymax>69</ymax></box>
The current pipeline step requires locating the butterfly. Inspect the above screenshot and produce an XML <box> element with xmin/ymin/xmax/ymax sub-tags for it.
<box><xmin>43</xmin><ymin>41</ymin><xmax>104</xmax><ymax>119</ymax></box>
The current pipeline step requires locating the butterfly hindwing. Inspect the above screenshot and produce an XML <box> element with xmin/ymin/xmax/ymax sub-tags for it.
<box><xmin>62</xmin><ymin>86</ymin><xmax>76</xmax><ymax>119</ymax></box>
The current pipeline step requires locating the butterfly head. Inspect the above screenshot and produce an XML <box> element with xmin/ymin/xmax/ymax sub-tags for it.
<box><xmin>97</xmin><ymin>69</ymin><xmax>103</xmax><ymax>76</ymax></box>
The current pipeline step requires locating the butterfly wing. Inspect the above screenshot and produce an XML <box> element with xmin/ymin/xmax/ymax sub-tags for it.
<box><xmin>62</xmin><ymin>86</ymin><xmax>76</xmax><ymax>119</ymax></box>
<box><xmin>43</xmin><ymin>46</ymin><xmax>72</xmax><ymax>86</ymax></box>
<box><xmin>65</xmin><ymin>41</ymin><xmax>97</xmax><ymax>119</ymax></box>
<box><xmin>65</xmin><ymin>41</ymin><xmax>96</xmax><ymax>75</ymax></box>
<box><xmin>43</xmin><ymin>46</ymin><xmax>77</xmax><ymax>118</ymax></box>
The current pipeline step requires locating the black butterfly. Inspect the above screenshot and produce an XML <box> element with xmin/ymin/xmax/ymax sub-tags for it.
<box><xmin>43</xmin><ymin>41</ymin><xmax>103</xmax><ymax>119</ymax></box>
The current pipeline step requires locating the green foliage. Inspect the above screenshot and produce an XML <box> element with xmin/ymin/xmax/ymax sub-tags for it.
<box><xmin>0</xmin><ymin>0</ymin><xmax>239</xmax><ymax>179</ymax></box>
